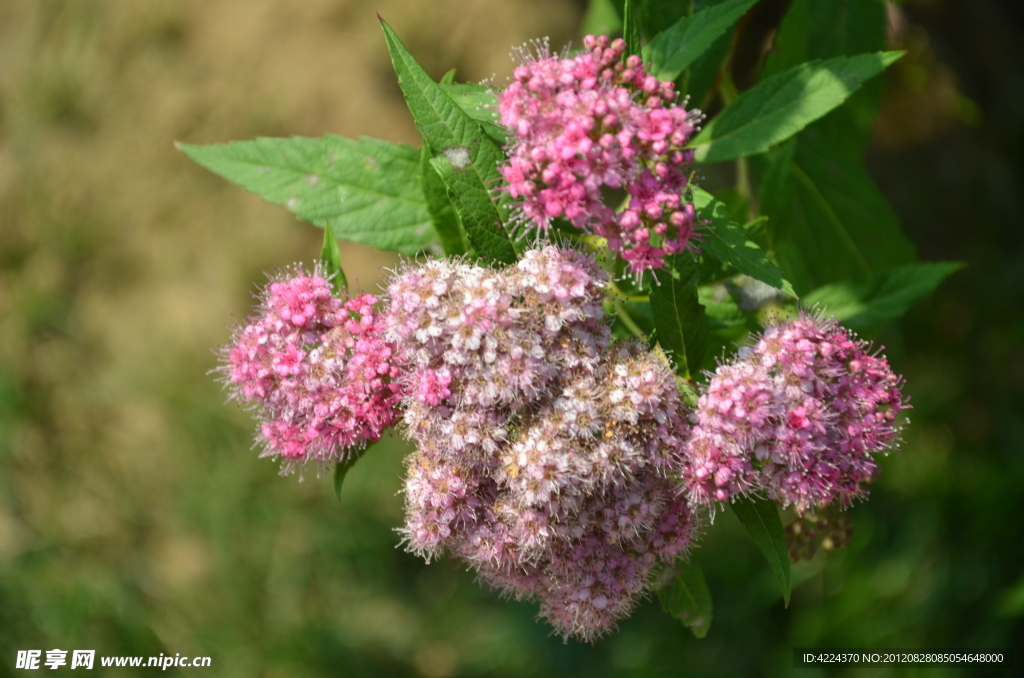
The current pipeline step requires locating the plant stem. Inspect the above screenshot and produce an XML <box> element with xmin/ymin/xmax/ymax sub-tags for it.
<box><xmin>612</xmin><ymin>299</ymin><xmax>646</xmax><ymax>338</ymax></box>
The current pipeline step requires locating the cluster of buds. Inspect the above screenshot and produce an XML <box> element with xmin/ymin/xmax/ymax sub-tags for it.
<box><xmin>683</xmin><ymin>313</ymin><xmax>909</xmax><ymax>514</ymax></box>
<box><xmin>386</xmin><ymin>247</ymin><xmax>698</xmax><ymax>640</ymax></box>
<box><xmin>220</xmin><ymin>267</ymin><xmax>402</xmax><ymax>475</ymax></box>
<box><xmin>497</xmin><ymin>35</ymin><xmax>702</xmax><ymax>275</ymax></box>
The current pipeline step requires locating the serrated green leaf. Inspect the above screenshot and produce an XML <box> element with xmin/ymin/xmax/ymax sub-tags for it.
<box><xmin>380</xmin><ymin>18</ymin><xmax>518</xmax><ymax>266</ymax></box>
<box><xmin>692</xmin><ymin>187</ymin><xmax>795</xmax><ymax>297</ymax></box>
<box><xmin>333</xmin><ymin>450</ymin><xmax>365</xmax><ymax>502</ymax></box>
<box><xmin>731</xmin><ymin>496</ymin><xmax>791</xmax><ymax>606</ymax></box>
<box><xmin>803</xmin><ymin>261</ymin><xmax>964</xmax><ymax>330</ymax></box>
<box><xmin>640</xmin><ymin>0</ymin><xmax>693</xmax><ymax>38</ymax></box>
<box><xmin>177</xmin><ymin>135</ymin><xmax>434</xmax><ymax>255</ymax></box>
<box><xmin>649</xmin><ymin>252</ymin><xmax>709</xmax><ymax>378</ymax></box>
<box><xmin>762</xmin><ymin>0</ymin><xmax>888</xmax><ymax>156</ymax></box>
<box><xmin>438</xmin><ymin>83</ymin><xmax>509</xmax><ymax>146</ymax></box>
<box><xmin>763</xmin><ymin>0</ymin><xmax>886</xmax><ymax>79</ymax></box>
<box><xmin>420</xmin><ymin>144</ymin><xmax>467</xmax><ymax>256</ymax></box>
<box><xmin>688</xmin><ymin>51</ymin><xmax>903</xmax><ymax>163</ymax></box>
<box><xmin>659</xmin><ymin>558</ymin><xmax>713</xmax><ymax>638</ymax></box>
<box><xmin>645</xmin><ymin>0</ymin><xmax>758</xmax><ymax>83</ymax></box>
<box><xmin>320</xmin><ymin>221</ymin><xmax>347</xmax><ymax>293</ymax></box>
<box><xmin>764</xmin><ymin>136</ymin><xmax>918</xmax><ymax>293</ymax></box>
<box><xmin>623</xmin><ymin>0</ymin><xmax>642</xmax><ymax>57</ymax></box>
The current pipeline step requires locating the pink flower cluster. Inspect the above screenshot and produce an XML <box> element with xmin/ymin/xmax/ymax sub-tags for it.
<box><xmin>683</xmin><ymin>313</ymin><xmax>908</xmax><ymax>514</ymax></box>
<box><xmin>498</xmin><ymin>35</ymin><xmax>702</xmax><ymax>275</ymax></box>
<box><xmin>386</xmin><ymin>247</ymin><xmax>698</xmax><ymax>640</ymax></box>
<box><xmin>221</xmin><ymin>267</ymin><xmax>402</xmax><ymax>475</ymax></box>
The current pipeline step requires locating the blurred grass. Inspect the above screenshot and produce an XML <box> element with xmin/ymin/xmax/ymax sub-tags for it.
<box><xmin>1</xmin><ymin>0</ymin><xmax>1022</xmax><ymax>676</ymax></box>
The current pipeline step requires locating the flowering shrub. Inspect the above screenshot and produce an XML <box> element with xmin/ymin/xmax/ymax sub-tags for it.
<box><xmin>184</xmin><ymin>0</ymin><xmax>961</xmax><ymax>643</ymax></box>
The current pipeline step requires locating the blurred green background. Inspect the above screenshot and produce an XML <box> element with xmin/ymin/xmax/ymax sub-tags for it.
<box><xmin>1</xmin><ymin>0</ymin><xmax>1022</xmax><ymax>676</ymax></box>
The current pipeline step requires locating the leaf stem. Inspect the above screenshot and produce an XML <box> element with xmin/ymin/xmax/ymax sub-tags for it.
<box><xmin>612</xmin><ymin>299</ymin><xmax>646</xmax><ymax>338</ymax></box>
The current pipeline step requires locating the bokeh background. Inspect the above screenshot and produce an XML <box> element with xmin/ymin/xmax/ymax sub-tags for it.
<box><xmin>1</xmin><ymin>0</ymin><xmax>1022</xmax><ymax>676</ymax></box>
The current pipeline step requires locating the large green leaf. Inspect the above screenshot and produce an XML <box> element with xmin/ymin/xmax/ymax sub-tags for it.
<box><xmin>731</xmin><ymin>496</ymin><xmax>791</xmax><ymax>606</ymax></box>
<box><xmin>380</xmin><ymin>19</ymin><xmax>518</xmax><ymax>266</ymax></box>
<box><xmin>763</xmin><ymin>136</ymin><xmax>918</xmax><ymax>293</ymax></box>
<box><xmin>419</xmin><ymin>144</ymin><xmax>467</xmax><ymax>256</ymax></box>
<box><xmin>692</xmin><ymin>187</ymin><xmax>795</xmax><ymax>297</ymax></box>
<box><xmin>659</xmin><ymin>558</ymin><xmax>713</xmax><ymax>638</ymax></box>
<box><xmin>763</xmin><ymin>0</ymin><xmax>886</xmax><ymax>79</ymax></box>
<box><xmin>644</xmin><ymin>0</ymin><xmax>758</xmax><ymax>83</ymax></box>
<box><xmin>178</xmin><ymin>135</ymin><xmax>435</xmax><ymax>255</ymax></box>
<box><xmin>649</xmin><ymin>252</ymin><xmax>709</xmax><ymax>378</ymax></box>
<box><xmin>762</xmin><ymin>0</ymin><xmax>888</xmax><ymax>156</ymax></box>
<box><xmin>803</xmin><ymin>262</ymin><xmax>964</xmax><ymax>331</ymax></box>
<box><xmin>687</xmin><ymin>52</ymin><xmax>903</xmax><ymax>163</ymax></box>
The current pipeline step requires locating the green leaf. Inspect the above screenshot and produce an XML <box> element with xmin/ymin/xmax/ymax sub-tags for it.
<box><xmin>419</xmin><ymin>144</ymin><xmax>467</xmax><ymax>256</ymax></box>
<box><xmin>649</xmin><ymin>252</ymin><xmax>709</xmax><ymax>378</ymax></box>
<box><xmin>580</xmin><ymin>0</ymin><xmax>622</xmax><ymax>38</ymax></box>
<box><xmin>731</xmin><ymin>496</ymin><xmax>791</xmax><ymax>606</ymax></box>
<box><xmin>659</xmin><ymin>558</ymin><xmax>713</xmax><ymax>638</ymax></box>
<box><xmin>623</xmin><ymin>0</ymin><xmax>642</xmax><ymax>57</ymax></box>
<box><xmin>380</xmin><ymin>18</ymin><xmax>518</xmax><ymax>266</ymax></box>
<box><xmin>687</xmin><ymin>51</ymin><xmax>903</xmax><ymax>163</ymax></box>
<box><xmin>438</xmin><ymin>83</ymin><xmax>509</xmax><ymax>146</ymax></box>
<box><xmin>763</xmin><ymin>0</ymin><xmax>886</xmax><ymax>79</ymax></box>
<box><xmin>319</xmin><ymin>221</ymin><xmax>347</xmax><ymax>293</ymax></box>
<box><xmin>762</xmin><ymin>0</ymin><xmax>888</xmax><ymax>156</ymax></box>
<box><xmin>177</xmin><ymin>135</ymin><xmax>434</xmax><ymax>255</ymax></box>
<box><xmin>763</xmin><ymin>136</ymin><xmax>918</xmax><ymax>293</ymax></box>
<box><xmin>640</xmin><ymin>0</ymin><xmax>693</xmax><ymax>38</ymax></box>
<box><xmin>692</xmin><ymin>187</ymin><xmax>795</xmax><ymax>297</ymax></box>
<box><xmin>803</xmin><ymin>262</ymin><xmax>964</xmax><ymax>331</ymax></box>
<box><xmin>644</xmin><ymin>0</ymin><xmax>758</xmax><ymax>83</ymax></box>
<box><xmin>333</xmin><ymin>451</ymin><xmax>365</xmax><ymax>502</ymax></box>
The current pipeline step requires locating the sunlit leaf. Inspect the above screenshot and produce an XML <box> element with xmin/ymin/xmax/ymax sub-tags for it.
<box><xmin>687</xmin><ymin>52</ymin><xmax>903</xmax><ymax>162</ymax></box>
<box><xmin>692</xmin><ymin>187</ymin><xmax>795</xmax><ymax>297</ymax></box>
<box><xmin>644</xmin><ymin>0</ymin><xmax>758</xmax><ymax>83</ymax></box>
<box><xmin>438</xmin><ymin>83</ymin><xmax>508</xmax><ymax>146</ymax></box>
<box><xmin>762</xmin><ymin>0</ymin><xmax>888</xmax><ymax>155</ymax></box>
<box><xmin>177</xmin><ymin>135</ymin><xmax>435</xmax><ymax>254</ymax></box>
<box><xmin>380</xmin><ymin>18</ymin><xmax>518</xmax><ymax>266</ymax></box>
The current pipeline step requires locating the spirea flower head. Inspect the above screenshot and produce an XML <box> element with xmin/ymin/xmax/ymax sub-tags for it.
<box><xmin>684</xmin><ymin>311</ymin><xmax>909</xmax><ymax>514</ymax></box>
<box><xmin>385</xmin><ymin>246</ymin><xmax>700</xmax><ymax>641</ymax></box>
<box><xmin>497</xmin><ymin>35</ymin><xmax>702</xmax><ymax>275</ymax></box>
<box><xmin>220</xmin><ymin>265</ymin><xmax>402</xmax><ymax>475</ymax></box>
